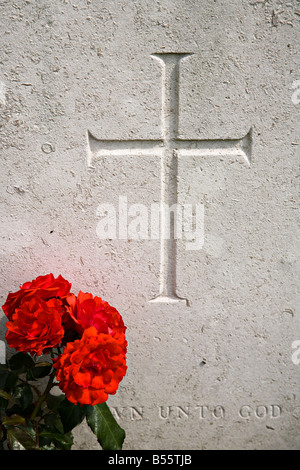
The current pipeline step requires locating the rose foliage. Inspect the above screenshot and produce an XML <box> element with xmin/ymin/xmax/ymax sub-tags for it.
<box><xmin>0</xmin><ymin>274</ymin><xmax>127</xmax><ymax>450</ymax></box>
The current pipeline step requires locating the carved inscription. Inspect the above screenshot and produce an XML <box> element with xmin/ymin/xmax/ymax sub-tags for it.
<box><xmin>159</xmin><ymin>405</ymin><xmax>225</xmax><ymax>420</ymax></box>
<box><xmin>110</xmin><ymin>404</ymin><xmax>283</xmax><ymax>421</ymax></box>
<box><xmin>111</xmin><ymin>406</ymin><xmax>144</xmax><ymax>421</ymax></box>
<box><xmin>238</xmin><ymin>404</ymin><xmax>281</xmax><ymax>419</ymax></box>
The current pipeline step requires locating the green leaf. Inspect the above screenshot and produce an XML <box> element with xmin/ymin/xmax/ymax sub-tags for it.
<box><xmin>31</xmin><ymin>362</ymin><xmax>52</xmax><ymax>379</ymax></box>
<box><xmin>39</xmin><ymin>431</ymin><xmax>73</xmax><ymax>450</ymax></box>
<box><xmin>8</xmin><ymin>352</ymin><xmax>35</xmax><ymax>372</ymax></box>
<box><xmin>86</xmin><ymin>402</ymin><xmax>125</xmax><ymax>450</ymax></box>
<box><xmin>2</xmin><ymin>413</ymin><xmax>26</xmax><ymax>427</ymax></box>
<box><xmin>58</xmin><ymin>398</ymin><xmax>88</xmax><ymax>434</ymax></box>
<box><xmin>47</xmin><ymin>393</ymin><xmax>65</xmax><ymax>412</ymax></box>
<box><xmin>0</xmin><ymin>365</ymin><xmax>9</xmax><ymax>389</ymax></box>
<box><xmin>0</xmin><ymin>389</ymin><xmax>14</xmax><ymax>402</ymax></box>
<box><xmin>6</xmin><ymin>426</ymin><xmax>37</xmax><ymax>450</ymax></box>
<box><xmin>44</xmin><ymin>411</ymin><xmax>64</xmax><ymax>434</ymax></box>
<box><xmin>2</xmin><ymin>370</ymin><xmax>18</xmax><ymax>393</ymax></box>
<box><xmin>17</xmin><ymin>384</ymin><xmax>33</xmax><ymax>410</ymax></box>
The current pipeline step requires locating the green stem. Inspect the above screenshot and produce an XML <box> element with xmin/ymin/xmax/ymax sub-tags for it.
<box><xmin>30</xmin><ymin>369</ymin><xmax>56</xmax><ymax>421</ymax></box>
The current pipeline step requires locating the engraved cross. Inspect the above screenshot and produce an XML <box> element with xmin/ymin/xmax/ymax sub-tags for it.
<box><xmin>88</xmin><ymin>53</ymin><xmax>252</xmax><ymax>305</ymax></box>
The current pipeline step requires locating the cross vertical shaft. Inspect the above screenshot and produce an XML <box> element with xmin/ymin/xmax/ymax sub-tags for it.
<box><xmin>151</xmin><ymin>54</ymin><xmax>191</xmax><ymax>304</ymax></box>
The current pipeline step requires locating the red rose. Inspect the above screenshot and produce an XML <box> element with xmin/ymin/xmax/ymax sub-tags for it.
<box><xmin>53</xmin><ymin>326</ymin><xmax>127</xmax><ymax>406</ymax></box>
<box><xmin>5</xmin><ymin>297</ymin><xmax>65</xmax><ymax>356</ymax></box>
<box><xmin>2</xmin><ymin>273</ymin><xmax>72</xmax><ymax>320</ymax></box>
<box><xmin>65</xmin><ymin>291</ymin><xmax>127</xmax><ymax>351</ymax></box>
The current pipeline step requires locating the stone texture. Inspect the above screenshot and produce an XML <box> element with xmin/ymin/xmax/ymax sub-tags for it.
<box><xmin>0</xmin><ymin>0</ymin><xmax>299</xmax><ymax>450</ymax></box>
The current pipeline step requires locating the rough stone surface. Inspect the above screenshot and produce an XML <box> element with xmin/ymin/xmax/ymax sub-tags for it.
<box><xmin>0</xmin><ymin>0</ymin><xmax>299</xmax><ymax>450</ymax></box>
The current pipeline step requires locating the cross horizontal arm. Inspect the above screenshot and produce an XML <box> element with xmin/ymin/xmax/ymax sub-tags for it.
<box><xmin>175</xmin><ymin>130</ymin><xmax>252</xmax><ymax>166</ymax></box>
<box><xmin>88</xmin><ymin>130</ymin><xmax>252</xmax><ymax>166</ymax></box>
<box><xmin>88</xmin><ymin>131</ymin><xmax>163</xmax><ymax>165</ymax></box>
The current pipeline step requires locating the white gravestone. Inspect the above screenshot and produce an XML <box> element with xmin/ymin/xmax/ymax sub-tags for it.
<box><xmin>0</xmin><ymin>1</ymin><xmax>299</xmax><ymax>450</ymax></box>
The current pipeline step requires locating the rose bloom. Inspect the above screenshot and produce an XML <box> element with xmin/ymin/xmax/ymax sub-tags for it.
<box><xmin>65</xmin><ymin>291</ymin><xmax>127</xmax><ymax>351</ymax></box>
<box><xmin>5</xmin><ymin>297</ymin><xmax>65</xmax><ymax>356</ymax></box>
<box><xmin>53</xmin><ymin>326</ymin><xmax>127</xmax><ymax>406</ymax></box>
<box><xmin>2</xmin><ymin>273</ymin><xmax>72</xmax><ymax>321</ymax></box>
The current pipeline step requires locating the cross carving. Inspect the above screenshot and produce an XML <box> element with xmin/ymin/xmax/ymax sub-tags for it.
<box><xmin>88</xmin><ymin>53</ymin><xmax>252</xmax><ymax>305</ymax></box>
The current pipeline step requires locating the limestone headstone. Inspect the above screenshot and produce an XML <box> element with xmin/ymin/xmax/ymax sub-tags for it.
<box><xmin>0</xmin><ymin>0</ymin><xmax>299</xmax><ymax>450</ymax></box>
